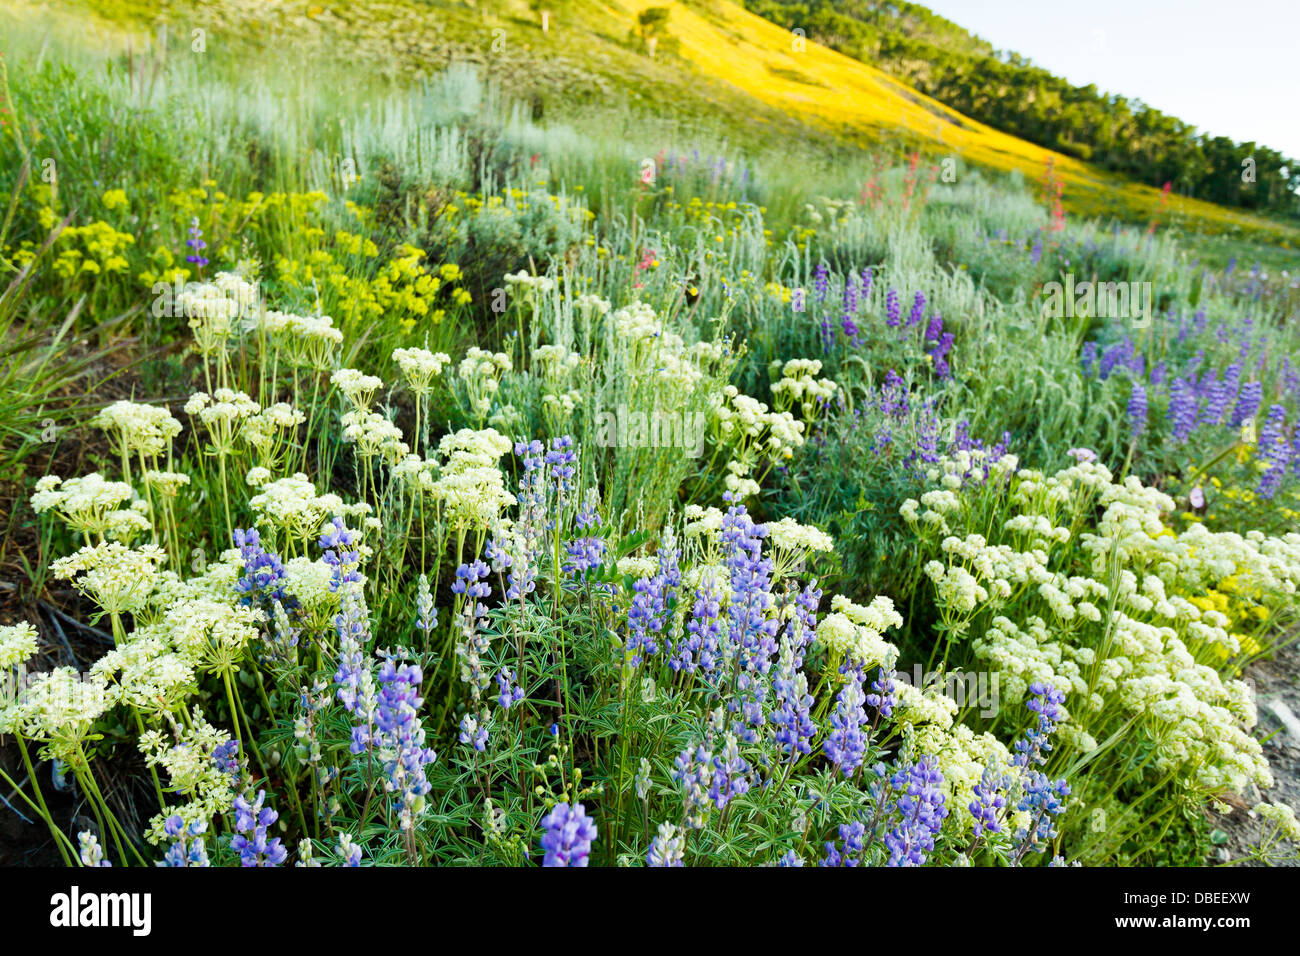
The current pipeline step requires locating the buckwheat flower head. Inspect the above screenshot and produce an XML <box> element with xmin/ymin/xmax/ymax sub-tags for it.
<box><xmin>91</xmin><ymin>635</ymin><xmax>195</xmax><ymax>713</ymax></box>
<box><xmin>392</xmin><ymin>347</ymin><xmax>451</xmax><ymax>394</ymax></box>
<box><xmin>332</xmin><ymin>368</ymin><xmax>385</xmax><ymax>410</ymax></box>
<box><xmin>766</xmin><ymin>516</ymin><xmax>834</xmax><ymax>556</ymax></box>
<box><xmin>165</xmin><ymin>597</ymin><xmax>265</xmax><ymax>674</ymax></box>
<box><xmin>1255</xmin><ymin>802</ymin><xmax>1300</xmax><ymax>843</ymax></box>
<box><xmin>51</xmin><ymin>542</ymin><xmax>166</xmax><ymax>614</ymax></box>
<box><xmin>0</xmin><ymin>622</ymin><xmax>38</xmax><ymax>668</ymax></box>
<box><xmin>144</xmin><ymin>470</ymin><xmax>191</xmax><ymax>497</ymax></box>
<box><xmin>7</xmin><ymin>667</ymin><xmax>111</xmax><ymax>762</ymax></box>
<box><xmin>341</xmin><ymin>409</ymin><xmax>409</xmax><ymax>462</ymax></box>
<box><xmin>90</xmin><ymin>400</ymin><xmax>182</xmax><ymax>458</ymax></box>
<box><xmin>31</xmin><ymin>473</ymin><xmax>136</xmax><ymax>538</ymax></box>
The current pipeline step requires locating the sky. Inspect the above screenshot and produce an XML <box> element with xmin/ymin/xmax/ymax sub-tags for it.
<box><xmin>922</xmin><ymin>0</ymin><xmax>1300</xmax><ymax>159</ymax></box>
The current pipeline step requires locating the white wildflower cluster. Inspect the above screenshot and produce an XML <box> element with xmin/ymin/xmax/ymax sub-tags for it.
<box><xmin>533</xmin><ymin>344</ymin><xmax>583</xmax><ymax>425</ymax></box>
<box><xmin>1255</xmin><ymin>802</ymin><xmax>1300</xmax><ymax>843</ymax></box>
<box><xmin>429</xmin><ymin>428</ymin><xmax>517</xmax><ymax>531</ymax></box>
<box><xmin>392</xmin><ymin>347</ymin><xmax>451</xmax><ymax>395</ymax></box>
<box><xmin>90</xmin><ymin>401</ymin><xmax>182</xmax><ymax>459</ymax></box>
<box><xmin>574</xmin><ymin>293</ymin><xmax>610</xmax><ymax>318</ymax></box>
<box><xmin>341</xmin><ymin>409</ymin><xmax>409</xmax><ymax>464</ymax></box>
<box><xmin>768</xmin><ymin>357</ymin><xmax>838</xmax><ymax>421</ymax></box>
<box><xmin>905</xmin><ymin>454</ymin><xmax>1300</xmax><ymax>798</ymax></box>
<box><xmin>257</xmin><ymin>310</ymin><xmax>344</xmax><ymax>371</ymax></box>
<box><xmin>249</xmin><ymin>473</ymin><xmax>347</xmax><ymax>548</ymax></box>
<box><xmin>178</xmin><ymin>272</ymin><xmax>260</xmax><ymax>355</ymax></box>
<box><xmin>332</xmin><ymin>368</ymin><xmax>386</xmax><ymax>411</ymax></box>
<box><xmin>51</xmin><ymin>542</ymin><xmax>167</xmax><ymax>615</ymax></box>
<box><xmin>184</xmin><ymin>389</ymin><xmax>260</xmax><ymax>453</ymax></box>
<box><xmin>242</xmin><ymin>402</ymin><xmax>306</xmax><ymax>462</ymax></box>
<box><xmin>815</xmin><ymin>595</ymin><xmax>902</xmax><ymax>668</ymax></box>
<box><xmin>714</xmin><ymin>385</ymin><xmax>805</xmax><ymax>465</ymax></box>
<box><xmin>0</xmin><ymin>621</ymin><xmax>38</xmax><ymax>669</ymax></box>
<box><xmin>457</xmin><ymin>347</ymin><xmax>512</xmax><ymax>421</ymax></box>
<box><xmin>138</xmin><ymin>716</ymin><xmax>239</xmax><ymax>843</ymax></box>
<box><xmin>1</xmin><ymin>667</ymin><xmax>112</xmax><ymax>763</ymax></box>
<box><xmin>765</xmin><ymin>516</ymin><xmax>835</xmax><ymax>561</ymax></box>
<box><xmin>503</xmin><ymin>270</ymin><xmax>556</xmax><ymax>297</ymax></box>
<box><xmin>893</xmin><ymin>681</ymin><xmax>958</xmax><ymax>730</ymax></box>
<box><xmin>31</xmin><ymin>474</ymin><xmax>139</xmax><ymax>539</ymax></box>
<box><xmin>91</xmin><ymin>632</ymin><xmax>196</xmax><ymax>713</ymax></box>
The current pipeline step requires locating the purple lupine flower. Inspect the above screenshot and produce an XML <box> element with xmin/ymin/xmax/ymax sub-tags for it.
<box><xmin>626</xmin><ymin>574</ymin><xmax>666</xmax><ymax>666</ymax></box>
<box><xmin>646</xmin><ymin>822</ymin><xmax>685</xmax><ymax>867</ymax></box>
<box><xmin>1257</xmin><ymin>405</ymin><xmax>1291</xmax><ymax>500</ymax></box>
<box><xmin>233</xmin><ymin>528</ymin><xmax>295</xmax><ymax>609</ymax></box>
<box><xmin>320</xmin><ymin>517</ymin><xmax>363</xmax><ymax>592</ymax></box>
<box><xmin>332</xmin><ymin>585</ymin><xmax>374</xmax><ymax>750</ymax></box>
<box><xmin>1030</xmin><ymin>238</ymin><xmax>1043</xmax><ymax>265</ymax></box>
<box><xmin>672</xmin><ymin>743</ymin><xmax>716</xmax><ymax>828</ymax></box>
<box><xmin>1098</xmin><ymin>338</ymin><xmax>1133</xmax><ymax>380</ymax></box>
<box><xmin>496</xmin><ymin>668</ymin><xmax>525</xmax><ymax>710</ymax></box>
<box><xmin>539</xmin><ymin>802</ymin><xmax>597</xmax><ymax>866</ymax></box>
<box><xmin>564</xmin><ymin>491</ymin><xmax>607</xmax><ymax>576</ymax></box>
<box><xmin>373</xmin><ymin>657</ymin><xmax>437</xmax><ymax>827</ymax></box>
<box><xmin>1168</xmin><ymin>377</ymin><xmax>1199</xmax><ymax>444</ymax></box>
<box><xmin>211</xmin><ymin>739</ymin><xmax>242</xmax><ymax>786</ymax></box>
<box><xmin>843</xmin><ymin>271</ymin><xmax>860</xmax><ymax>314</ymax></box>
<box><xmin>910</xmin><ymin>400</ymin><xmax>941</xmax><ymax>466</ymax></box>
<box><xmin>676</xmin><ymin>580</ymin><xmax>721</xmax><ymax>673</ymax></box>
<box><xmin>885</xmin><ymin>288</ymin><xmax>901</xmax><ymax>328</ymax></box>
<box><xmin>721</xmin><ymin>499</ymin><xmax>780</xmax><ymax>730</ymax></box>
<box><xmin>1015</xmin><ymin>681</ymin><xmax>1066</xmax><ymax>767</ymax></box>
<box><xmin>452</xmin><ymin>560</ymin><xmax>492</xmax><ymax>702</ymax></box>
<box><xmin>878</xmin><ymin>369</ymin><xmax>909</xmax><ymax>418</ymax></box>
<box><xmin>968</xmin><ymin>765</ymin><xmax>1009</xmax><ymax>837</ymax></box>
<box><xmin>1127</xmin><ymin>381</ymin><xmax>1147</xmax><ymax>439</ymax></box>
<box><xmin>545</xmin><ymin>435</ymin><xmax>578</xmax><ymax>513</ymax></box>
<box><xmin>1010</xmin><ymin>685</ymin><xmax>1072</xmax><ymax>856</ymax></box>
<box><xmin>458</xmin><ymin>711</ymin><xmax>489</xmax><ymax>752</ymax></box>
<box><xmin>820</xmin><ymin>820</ymin><xmax>867</xmax><ymax>867</ymax></box>
<box><xmin>1200</xmin><ymin>363</ymin><xmax>1239</xmax><ymax>426</ymax></box>
<box><xmin>160</xmin><ymin>816</ymin><xmax>210</xmax><ymax>867</ymax></box>
<box><xmin>861</xmin><ymin>266</ymin><xmax>873</xmax><ymax>299</ymax></box>
<box><xmin>929</xmin><ymin>331</ymin><xmax>955</xmax><ymax>379</ymax></box>
<box><xmin>708</xmin><ymin>733</ymin><xmax>751</xmax><ymax>808</ymax></box>
<box><xmin>770</xmin><ymin>638</ymin><xmax>816</xmax><ymax>762</ymax></box>
<box><xmin>1230</xmin><ymin>381</ymin><xmax>1262</xmax><ymax>428</ymax></box>
<box><xmin>185</xmin><ymin>216</ymin><xmax>208</xmax><ymax>269</ymax></box>
<box><xmin>230</xmin><ymin>790</ymin><xmax>287</xmax><ymax>867</ymax></box>
<box><xmin>907</xmin><ymin>291</ymin><xmax>926</xmax><ymax>327</ymax></box>
<box><xmin>1080</xmin><ymin>340</ymin><xmax>1099</xmax><ymax>377</ymax></box>
<box><xmin>883</xmin><ymin>756</ymin><xmax>948</xmax><ymax>867</ymax></box>
<box><xmin>824</xmin><ymin>663</ymin><xmax>868</xmax><ymax>776</ymax></box>
<box><xmin>1016</xmin><ymin>769</ymin><xmax>1071</xmax><ymax>848</ymax></box>
<box><xmin>865</xmin><ymin>667</ymin><xmax>897</xmax><ymax>718</ymax></box>
<box><xmin>813</xmin><ymin>261</ymin><xmax>830</xmax><ymax>303</ymax></box>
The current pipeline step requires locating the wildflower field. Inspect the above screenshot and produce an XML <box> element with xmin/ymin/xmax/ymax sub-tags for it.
<box><xmin>1</xmin><ymin>0</ymin><xmax>1299</xmax><ymax>879</ymax></box>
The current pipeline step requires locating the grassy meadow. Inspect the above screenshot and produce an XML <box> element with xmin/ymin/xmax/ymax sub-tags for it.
<box><xmin>0</xmin><ymin>0</ymin><xmax>1299</xmax><ymax>869</ymax></box>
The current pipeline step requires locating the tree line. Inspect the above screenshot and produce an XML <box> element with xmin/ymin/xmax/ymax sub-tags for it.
<box><xmin>744</xmin><ymin>0</ymin><xmax>1299</xmax><ymax>217</ymax></box>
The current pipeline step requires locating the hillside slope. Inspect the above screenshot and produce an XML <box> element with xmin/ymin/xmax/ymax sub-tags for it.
<box><xmin>10</xmin><ymin>0</ymin><xmax>1298</xmax><ymax>247</ymax></box>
